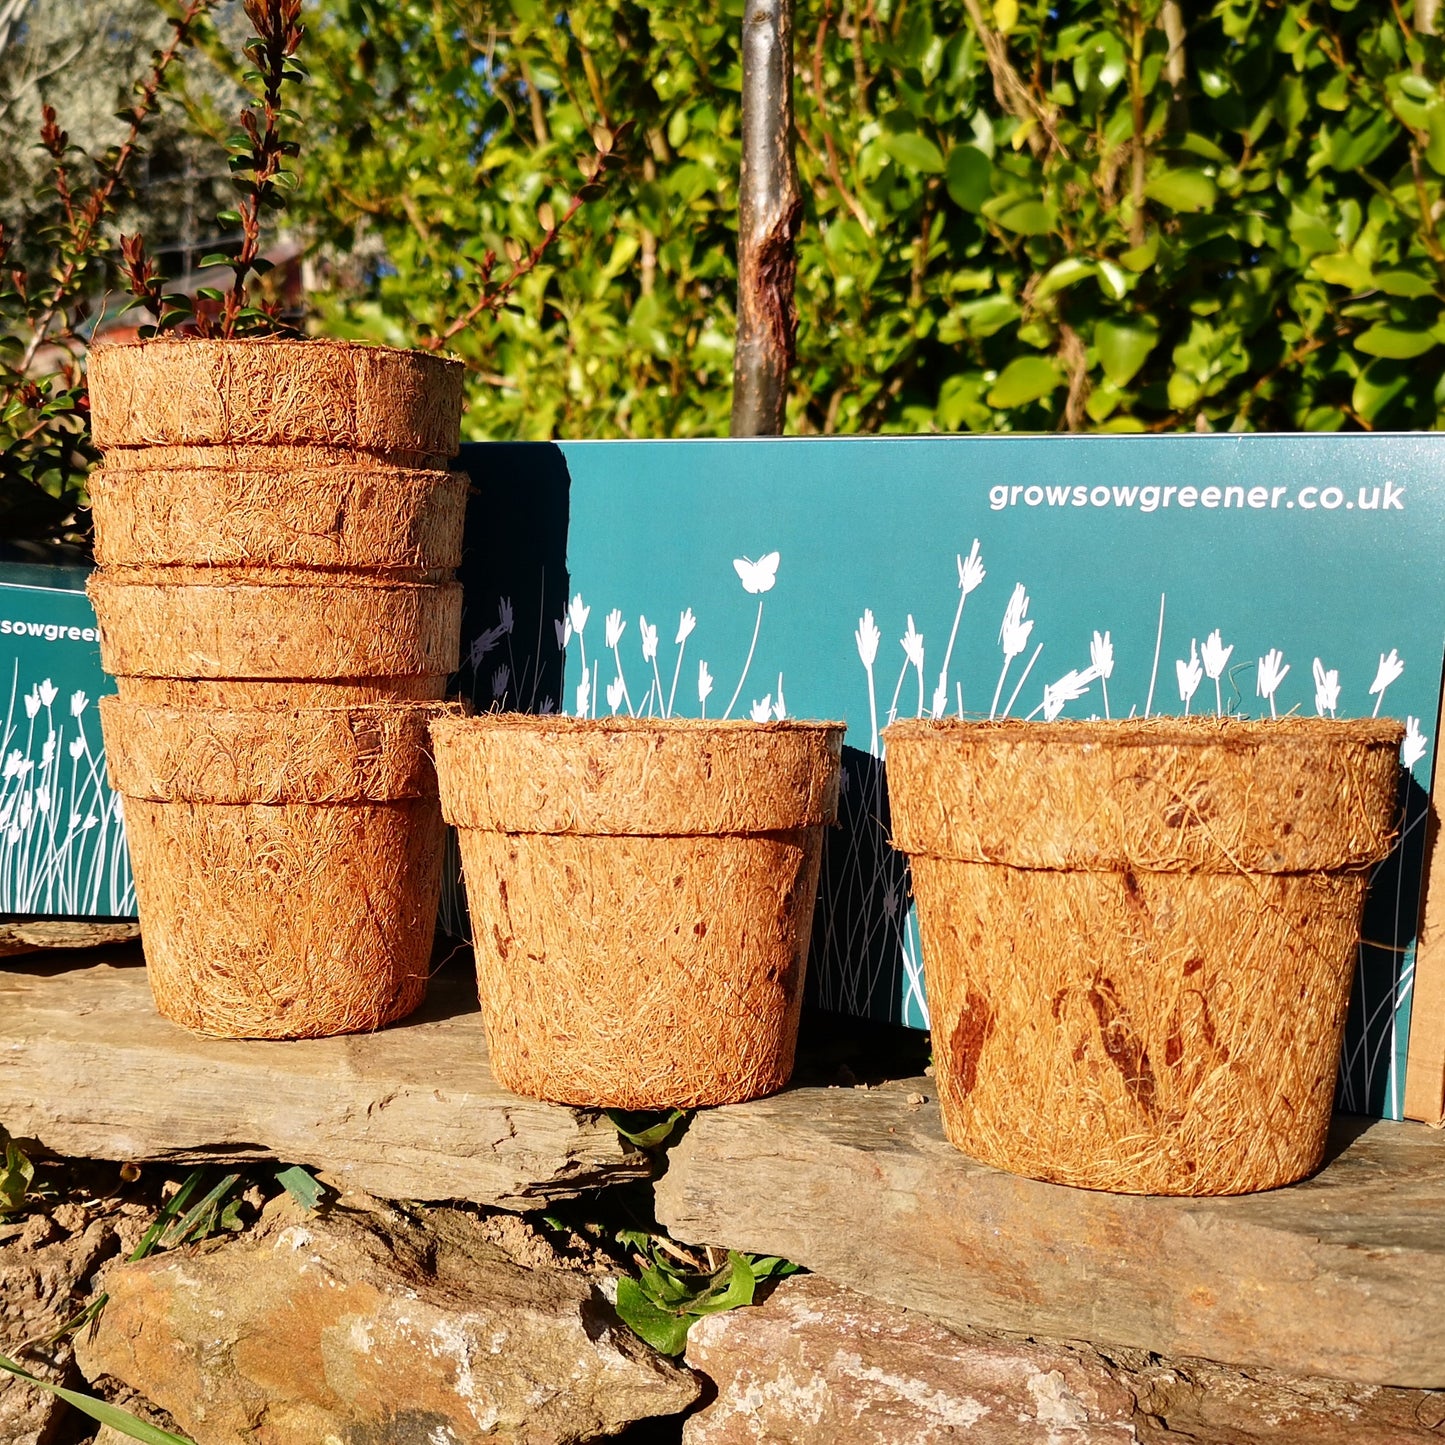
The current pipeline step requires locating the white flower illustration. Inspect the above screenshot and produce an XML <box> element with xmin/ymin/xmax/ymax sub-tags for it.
<box><xmin>37</xmin><ymin>680</ymin><xmax>56</xmax><ymax>708</ymax></box>
<box><xmin>605</xmin><ymin>609</ymin><xmax>626</xmax><ymax>650</ymax></box>
<box><xmin>750</xmin><ymin>695</ymin><xmax>773</xmax><ymax>723</ymax></box>
<box><xmin>23</xmin><ymin>689</ymin><xmax>40</xmax><ymax>720</ymax></box>
<box><xmin>607</xmin><ymin>675</ymin><xmax>627</xmax><ymax>714</ymax></box>
<box><xmin>69</xmin><ymin>690</ymin><xmax>88</xmax><ymax>717</ymax></box>
<box><xmin>3</xmin><ymin>750</ymin><xmax>22</xmax><ymax>781</ymax></box>
<box><xmin>932</xmin><ymin>541</ymin><xmax>985</xmax><ymax>721</ymax></box>
<box><xmin>469</xmin><ymin>624</ymin><xmax>507</xmax><ymax>667</ymax></box>
<box><xmin>957</xmin><ymin>539</ymin><xmax>986</xmax><ymax>596</ymax></box>
<box><xmin>892</xmin><ymin>615</ymin><xmax>926</xmax><ymax>723</ymax></box>
<box><xmin>68</xmin><ymin>736</ymin><xmax>86</xmax><ymax>762</ymax></box>
<box><xmin>1041</xmin><ymin>666</ymin><xmax>1098</xmax><ymax>722</ymax></box>
<box><xmin>1313</xmin><ymin>658</ymin><xmax>1340</xmax><ymax>718</ymax></box>
<box><xmin>990</xmin><ymin>584</ymin><xmax>1034</xmax><ymax>720</ymax></box>
<box><xmin>556</xmin><ymin>617</ymin><xmax>571</xmax><ymax>650</ymax></box>
<box><xmin>698</xmin><ymin>660</ymin><xmax>714</xmax><ymax>717</ymax></box>
<box><xmin>855</xmin><ymin>609</ymin><xmax>880</xmax><ymax>667</ymax></box>
<box><xmin>1176</xmin><ymin>639</ymin><xmax>1203</xmax><ymax>715</ymax></box>
<box><xmin>1370</xmin><ymin>649</ymin><xmax>1404</xmax><ymax>717</ymax></box>
<box><xmin>35</xmin><ymin>785</ymin><xmax>50</xmax><ymax>816</ymax></box>
<box><xmin>774</xmin><ymin>675</ymin><xmax>787</xmax><ymax>720</ymax></box>
<box><xmin>574</xmin><ymin>663</ymin><xmax>591</xmax><ymax>718</ymax></box>
<box><xmin>1257</xmin><ymin>648</ymin><xmax>1290</xmax><ymax>719</ymax></box>
<box><xmin>498</xmin><ymin>597</ymin><xmax>514</xmax><ymax>634</ymax></box>
<box><xmin>1090</xmin><ymin>630</ymin><xmax>1114</xmax><ymax>719</ymax></box>
<box><xmin>639</xmin><ymin>616</ymin><xmax>659</xmax><ymax>663</ymax></box>
<box><xmin>567</xmin><ymin>594</ymin><xmax>591</xmax><ymax>636</ymax></box>
<box><xmin>668</xmin><ymin>609</ymin><xmax>698</xmax><ymax>718</ymax></box>
<box><xmin>1403</xmin><ymin>717</ymin><xmax>1429</xmax><ymax>770</ymax></box>
<box><xmin>856</xmin><ymin>609</ymin><xmax>882</xmax><ymax>753</ymax></box>
<box><xmin>491</xmin><ymin>665</ymin><xmax>510</xmax><ymax>700</ymax></box>
<box><xmin>726</xmin><ymin>550</ymin><xmax>780</xmax><ymax>718</ymax></box>
<box><xmin>733</xmin><ymin>552</ymin><xmax>780</xmax><ymax>594</ymax></box>
<box><xmin>1201</xmin><ymin>629</ymin><xmax>1233</xmax><ymax>715</ymax></box>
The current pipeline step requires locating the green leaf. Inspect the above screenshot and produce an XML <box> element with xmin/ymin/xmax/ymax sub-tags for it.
<box><xmin>1094</xmin><ymin>319</ymin><xmax>1159</xmax><ymax>386</ymax></box>
<box><xmin>129</xmin><ymin>1171</ymin><xmax>204</xmax><ymax>1262</ymax></box>
<box><xmin>1353</xmin><ymin>359</ymin><xmax>1411</xmax><ymax>422</ymax></box>
<box><xmin>1311</xmin><ymin>254</ymin><xmax>1374</xmax><ymax>290</ymax></box>
<box><xmin>882</xmin><ymin>131</ymin><xmax>945</xmax><ymax>174</ymax></box>
<box><xmin>1032</xmin><ymin>258</ymin><xmax>1093</xmax><ymax>303</ymax></box>
<box><xmin>945</xmin><ymin>145</ymin><xmax>991</xmax><ymax>211</ymax></box>
<box><xmin>1118</xmin><ymin>234</ymin><xmax>1159</xmax><ymax>272</ymax></box>
<box><xmin>1143</xmin><ymin>169</ymin><xmax>1217</xmax><ymax>212</ymax></box>
<box><xmin>275</xmin><ymin>1165</ymin><xmax>324</xmax><ymax>1212</ymax></box>
<box><xmin>614</xmin><ymin>1276</ymin><xmax>692</xmax><ymax>1355</ymax></box>
<box><xmin>993</xmin><ymin>0</ymin><xmax>1019</xmax><ymax>33</ymax></box>
<box><xmin>1375</xmin><ymin>271</ymin><xmax>1438</xmax><ymax>298</ymax></box>
<box><xmin>0</xmin><ymin>1353</ymin><xmax>193</xmax><ymax>1442</ymax></box>
<box><xmin>987</xmin><ymin>355</ymin><xmax>1062</xmax><ymax>408</ymax></box>
<box><xmin>688</xmin><ymin>1253</ymin><xmax>757</xmax><ymax>1316</ymax></box>
<box><xmin>1355</xmin><ymin>326</ymin><xmax>1437</xmax><ymax>359</ymax></box>
<box><xmin>1428</xmin><ymin>106</ymin><xmax>1445</xmax><ymax>176</ymax></box>
<box><xmin>991</xmin><ymin>198</ymin><xmax>1053</xmax><ymax>235</ymax></box>
<box><xmin>606</xmin><ymin>1109</ymin><xmax>687</xmax><ymax>1149</ymax></box>
<box><xmin>0</xmin><ymin>1135</ymin><xmax>34</xmax><ymax>1213</ymax></box>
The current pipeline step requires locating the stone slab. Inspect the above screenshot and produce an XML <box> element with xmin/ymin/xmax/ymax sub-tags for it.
<box><xmin>654</xmin><ymin>1077</ymin><xmax>1445</xmax><ymax>1388</ymax></box>
<box><xmin>0</xmin><ymin>954</ymin><xmax>647</xmax><ymax>1209</ymax></box>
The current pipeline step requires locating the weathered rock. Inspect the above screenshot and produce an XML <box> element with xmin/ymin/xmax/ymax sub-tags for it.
<box><xmin>654</xmin><ymin>1078</ymin><xmax>1445</xmax><ymax>1387</ymax></box>
<box><xmin>0</xmin><ymin>957</ymin><xmax>648</xmax><ymax>1208</ymax></box>
<box><xmin>75</xmin><ymin>1194</ymin><xmax>701</xmax><ymax>1444</ymax></box>
<box><xmin>682</xmin><ymin>1275</ymin><xmax>1445</xmax><ymax>1445</ymax></box>
<box><xmin>683</xmin><ymin>1274</ymin><xmax>1137</xmax><ymax>1443</ymax></box>
<box><xmin>0</xmin><ymin>921</ymin><xmax>139</xmax><ymax>957</ymax></box>
<box><xmin>0</xmin><ymin>1214</ymin><xmax>116</xmax><ymax>1445</ymax></box>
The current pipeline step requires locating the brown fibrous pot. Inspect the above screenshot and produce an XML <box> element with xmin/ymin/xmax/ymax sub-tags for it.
<box><xmin>884</xmin><ymin>716</ymin><xmax>1404</xmax><ymax>1197</ymax></box>
<box><xmin>89</xmin><ymin>464</ymin><xmax>468</xmax><ymax>576</ymax></box>
<box><xmin>87</xmin><ymin>569</ymin><xmax>461</xmax><ymax>684</ymax></box>
<box><xmin>102</xmin><ymin>699</ymin><xmax>460</xmax><ymax>1039</ymax></box>
<box><xmin>431</xmin><ymin>715</ymin><xmax>845</xmax><ymax>1109</ymax></box>
<box><xmin>88</xmin><ymin>337</ymin><xmax>464</xmax><ymax>459</ymax></box>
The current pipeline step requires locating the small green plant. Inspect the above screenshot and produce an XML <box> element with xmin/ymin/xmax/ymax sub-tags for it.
<box><xmin>121</xmin><ymin>0</ymin><xmax>303</xmax><ymax>338</ymax></box>
<box><xmin>0</xmin><ymin>0</ymin><xmax>210</xmax><ymax>555</ymax></box>
<box><xmin>613</xmin><ymin>1231</ymin><xmax>800</xmax><ymax>1355</ymax></box>
<box><xmin>0</xmin><ymin>1127</ymin><xmax>35</xmax><ymax>1213</ymax></box>
<box><xmin>605</xmin><ymin>1107</ymin><xmax>688</xmax><ymax>1150</ymax></box>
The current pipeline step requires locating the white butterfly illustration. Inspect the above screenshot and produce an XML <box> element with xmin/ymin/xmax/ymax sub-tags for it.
<box><xmin>733</xmin><ymin>552</ymin><xmax>780</xmax><ymax>595</ymax></box>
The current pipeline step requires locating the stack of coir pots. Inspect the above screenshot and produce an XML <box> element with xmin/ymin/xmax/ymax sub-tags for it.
<box><xmin>88</xmin><ymin>338</ymin><xmax>467</xmax><ymax>1038</ymax></box>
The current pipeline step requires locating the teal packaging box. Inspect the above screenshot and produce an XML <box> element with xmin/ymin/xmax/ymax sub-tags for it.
<box><xmin>451</xmin><ymin>435</ymin><xmax>1445</xmax><ymax>1122</ymax></box>
<box><xmin>0</xmin><ymin>562</ymin><xmax>132</xmax><ymax>920</ymax></box>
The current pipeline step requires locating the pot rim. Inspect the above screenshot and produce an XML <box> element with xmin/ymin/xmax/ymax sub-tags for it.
<box><xmin>433</xmin><ymin>714</ymin><xmax>845</xmax><ymax>736</ymax></box>
<box><xmin>884</xmin><ymin>715</ymin><xmax>1404</xmax><ymax>747</ymax></box>
<box><xmin>89</xmin><ymin>334</ymin><xmax>463</xmax><ymax>369</ymax></box>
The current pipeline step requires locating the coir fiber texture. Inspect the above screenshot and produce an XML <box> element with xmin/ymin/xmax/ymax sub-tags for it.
<box><xmin>884</xmin><ymin>716</ymin><xmax>1404</xmax><ymax>1196</ymax></box>
<box><xmin>88</xmin><ymin>337</ymin><xmax>463</xmax><ymax>457</ymax></box>
<box><xmin>431</xmin><ymin>716</ymin><xmax>844</xmax><ymax>1108</ymax></box>
<box><xmin>90</xmin><ymin>464</ymin><xmax>467</xmax><ymax>576</ymax></box>
<box><xmin>101</xmin><ymin>700</ymin><xmax>456</xmax><ymax>1039</ymax></box>
<box><xmin>88</xmin><ymin>570</ymin><xmax>461</xmax><ymax>682</ymax></box>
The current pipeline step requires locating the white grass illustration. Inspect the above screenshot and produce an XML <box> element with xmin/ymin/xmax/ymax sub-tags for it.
<box><xmin>1176</xmin><ymin>639</ymin><xmax>1203</xmax><ymax>715</ymax></box>
<box><xmin>990</xmin><ymin>584</ymin><xmax>1034</xmax><ymax>720</ymax></box>
<box><xmin>1370</xmin><ymin>649</ymin><xmax>1404</xmax><ymax>716</ymax></box>
<box><xmin>1090</xmin><ymin>630</ymin><xmax>1114</xmax><ymax>718</ymax></box>
<box><xmin>0</xmin><ymin>667</ymin><xmax>133</xmax><ymax>917</ymax></box>
<box><xmin>855</xmin><ymin>608</ymin><xmax>881</xmax><ymax>753</ymax></box>
<box><xmin>1313</xmin><ymin>658</ymin><xmax>1341</xmax><ymax>718</ymax></box>
<box><xmin>1201</xmin><ymin>629</ymin><xmax>1232</xmax><ymax>716</ymax></box>
<box><xmin>1257</xmin><ymin>648</ymin><xmax>1290</xmax><ymax>719</ymax></box>
<box><xmin>931</xmin><ymin>540</ymin><xmax>985</xmax><ymax>719</ymax></box>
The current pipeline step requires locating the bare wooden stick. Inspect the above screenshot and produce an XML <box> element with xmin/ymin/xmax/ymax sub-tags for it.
<box><xmin>731</xmin><ymin>0</ymin><xmax>802</xmax><ymax>437</ymax></box>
